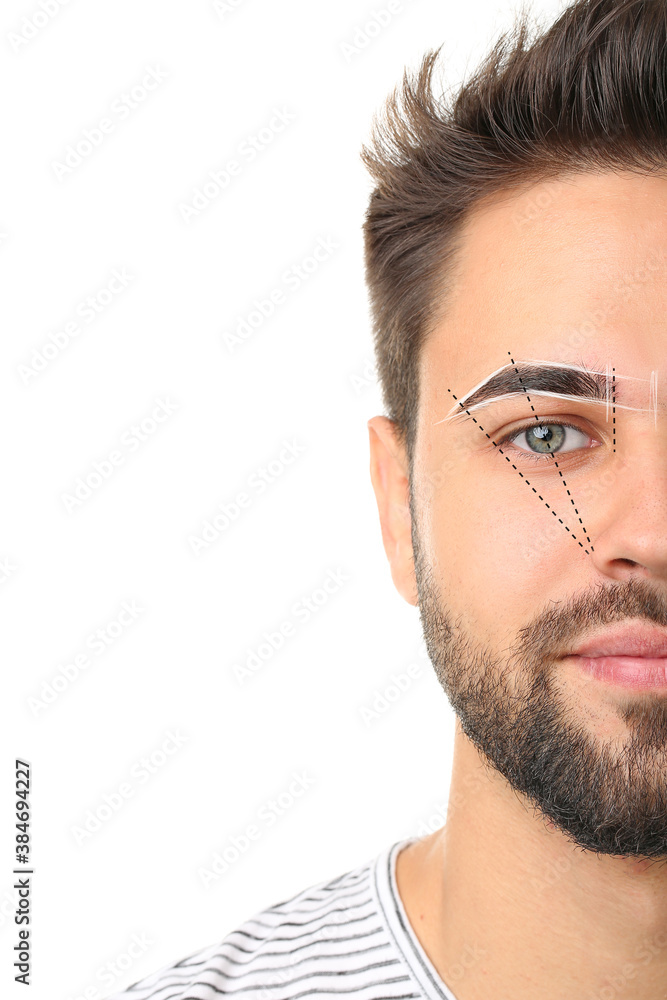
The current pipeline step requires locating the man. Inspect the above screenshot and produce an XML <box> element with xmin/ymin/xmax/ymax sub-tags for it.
<box><xmin>106</xmin><ymin>0</ymin><xmax>667</xmax><ymax>996</ymax></box>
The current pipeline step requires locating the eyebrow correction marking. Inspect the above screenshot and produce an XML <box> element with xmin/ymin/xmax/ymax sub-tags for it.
<box><xmin>504</xmin><ymin>352</ymin><xmax>593</xmax><ymax>548</ymax></box>
<box><xmin>434</xmin><ymin>359</ymin><xmax>653</xmax><ymax>425</ymax></box>
<box><xmin>441</xmin><ymin>357</ymin><xmax>632</xmax><ymax>556</ymax></box>
<box><xmin>441</xmin><ymin>359</ymin><xmax>661</xmax><ymax>556</ymax></box>
<box><xmin>443</xmin><ymin>382</ymin><xmax>595</xmax><ymax>555</ymax></box>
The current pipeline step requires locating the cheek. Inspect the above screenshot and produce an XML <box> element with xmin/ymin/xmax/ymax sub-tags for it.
<box><xmin>426</xmin><ymin>467</ymin><xmax>574</xmax><ymax>635</ymax></box>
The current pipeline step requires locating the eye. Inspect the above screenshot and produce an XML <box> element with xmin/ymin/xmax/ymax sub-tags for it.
<box><xmin>498</xmin><ymin>421</ymin><xmax>595</xmax><ymax>461</ymax></box>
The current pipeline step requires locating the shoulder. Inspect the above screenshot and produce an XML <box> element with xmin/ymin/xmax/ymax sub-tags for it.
<box><xmin>102</xmin><ymin>845</ymin><xmax>419</xmax><ymax>1000</ymax></box>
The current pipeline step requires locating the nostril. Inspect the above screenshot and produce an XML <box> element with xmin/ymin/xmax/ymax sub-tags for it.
<box><xmin>615</xmin><ymin>558</ymin><xmax>644</xmax><ymax>570</ymax></box>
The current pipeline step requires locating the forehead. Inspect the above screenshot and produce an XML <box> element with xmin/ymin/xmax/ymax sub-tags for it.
<box><xmin>421</xmin><ymin>170</ymin><xmax>667</xmax><ymax>394</ymax></box>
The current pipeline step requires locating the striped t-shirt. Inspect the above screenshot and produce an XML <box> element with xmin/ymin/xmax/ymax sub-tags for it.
<box><xmin>103</xmin><ymin>836</ymin><xmax>462</xmax><ymax>1000</ymax></box>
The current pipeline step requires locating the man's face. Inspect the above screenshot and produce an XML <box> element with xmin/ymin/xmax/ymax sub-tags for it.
<box><xmin>369</xmin><ymin>169</ymin><xmax>667</xmax><ymax>862</ymax></box>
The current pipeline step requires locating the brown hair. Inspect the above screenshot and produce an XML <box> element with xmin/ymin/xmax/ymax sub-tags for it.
<box><xmin>361</xmin><ymin>0</ymin><xmax>667</xmax><ymax>474</ymax></box>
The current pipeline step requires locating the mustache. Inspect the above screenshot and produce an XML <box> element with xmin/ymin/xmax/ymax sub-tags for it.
<box><xmin>513</xmin><ymin>577</ymin><xmax>667</xmax><ymax>664</ymax></box>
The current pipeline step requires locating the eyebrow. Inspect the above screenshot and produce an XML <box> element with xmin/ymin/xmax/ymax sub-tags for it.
<box><xmin>435</xmin><ymin>360</ymin><xmax>651</xmax><ymax>426</ymax></box>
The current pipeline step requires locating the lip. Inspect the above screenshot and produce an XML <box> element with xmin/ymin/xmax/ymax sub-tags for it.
<box><xmin>570</xmin><ymin>655</ymin><xmax>667</xmax><ymax>689</ymax></box>
<box><xmin>568</xmin><ymin>624</ymin><xmax>667</xmax><ymax>658</ymax></box>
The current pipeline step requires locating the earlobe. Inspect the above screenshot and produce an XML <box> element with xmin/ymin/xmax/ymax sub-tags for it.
<box><xmin>367</xmin><ymin>416</ymin><xmax>419</xmax><ymax>607</ymax></box>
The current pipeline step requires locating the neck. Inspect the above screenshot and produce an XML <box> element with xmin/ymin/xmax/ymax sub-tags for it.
<box><xmin>396</xmin><ymin>722</ymin><xmax>667</xmax><ymax>999</ymax></box>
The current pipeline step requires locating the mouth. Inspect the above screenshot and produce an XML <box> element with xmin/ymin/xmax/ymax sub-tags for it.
<box><xmin>569</xmin><ymin>654</ymin><xmax>667</xmax><ymax>689</ymax></box>
<box><xmin>569</xmin><ymin>624</ymin><xmax>667</xmax><ymax>659</ymax></box>
<box><xmin>566</xmin><ymin>623</ymin><xmax>667</xmax><ymax>690</ymax></box>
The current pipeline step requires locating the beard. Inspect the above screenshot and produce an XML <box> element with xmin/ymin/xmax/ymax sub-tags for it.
<box><xmin>409</xmin><ymin>487</ymin><xmax>667</xmax><ymax>863</ymax></box>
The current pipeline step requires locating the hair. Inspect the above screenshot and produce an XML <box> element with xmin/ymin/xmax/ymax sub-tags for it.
<box><xmin>361</xmin><ymin>0</ymin><xmax>667</xmax><ymax>476</ymax></box>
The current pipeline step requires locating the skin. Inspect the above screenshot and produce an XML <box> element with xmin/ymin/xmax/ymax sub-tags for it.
<box><xmin>367</xmin><ymin>170</ymin><xmax>667</xmax><ymax>999</ymax></box>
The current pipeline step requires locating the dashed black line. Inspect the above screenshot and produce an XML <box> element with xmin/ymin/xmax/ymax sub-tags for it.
<box><xmin>446</xmin><ymin>388</ymin><xmax>592</xmax><ymax>556</ymax></box>
<box><xmin>612</xmin><ymin>368</ymin><xmax>615</xmax><ymax>452</ymax></box>
<box><xmin>507</xmin><ymin>352</ymin><xmax>593</xmax><ymax>551</ymax></box>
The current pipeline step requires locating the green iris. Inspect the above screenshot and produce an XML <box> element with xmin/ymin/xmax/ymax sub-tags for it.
<box><xmin>525</xmin><ymin>424</ymin><xmax>565</xmax><ymax>454</ymax></box>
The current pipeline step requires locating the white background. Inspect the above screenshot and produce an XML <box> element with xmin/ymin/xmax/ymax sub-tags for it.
<box><xmin>2</xmin><ymin>0</ymin><xmax>565</xmax><ymax>996</ymax></box>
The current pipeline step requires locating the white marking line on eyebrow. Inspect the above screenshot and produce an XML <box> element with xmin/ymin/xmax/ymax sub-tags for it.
<box><xmin>435</xmin><ymin>359</ymin><xmax>651</xmax><ymax>426</ymax></box>
<box><xmin>605</xmin><ymin>359</ymin><xmax>610</xmax><ymax>425</ymax></box>
<box><xmin>519</xmin><ymin>360</ymin><xmax>646</xmax><ymax>382</ymax></box>
<box><xmin>434</xmin><ymin>391</ymin><xmax>652</xmax><ymax>424</ymax></box>
<box><xmin>651</xmin><ymin>370</ymin><xmax>658</xmax><ymax>430</ymax></box>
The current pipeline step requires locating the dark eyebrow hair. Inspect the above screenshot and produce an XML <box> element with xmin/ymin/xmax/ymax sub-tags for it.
<box><xmin>439</xmin><ymin>360</ymin><xmax>634</xmax><ymax>425</ymax></box>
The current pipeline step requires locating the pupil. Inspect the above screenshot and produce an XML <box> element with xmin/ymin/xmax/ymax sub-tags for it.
<box><xmin>526</xmin><ymin>424</ymin><xmax>565</xmax><ymax>454</ymax></box>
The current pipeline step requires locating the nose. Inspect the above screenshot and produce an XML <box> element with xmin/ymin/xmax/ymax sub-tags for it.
<box><xmin>589</xmin><ymin>438</ymin><xmax>667</xmax><ymax>582</ymax></box>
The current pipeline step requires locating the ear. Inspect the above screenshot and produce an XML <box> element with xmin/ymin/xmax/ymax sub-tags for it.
<box><xmin>367</xmin><ymin>415</ymin><xmax>419</xmax><ymax>606</ymax></box>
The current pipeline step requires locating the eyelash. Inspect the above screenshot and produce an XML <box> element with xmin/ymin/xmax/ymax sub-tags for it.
<box><xmin>495</xmin><ymin>420</ymin><xmax>595</xmax><ymax>463</ymax></box>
